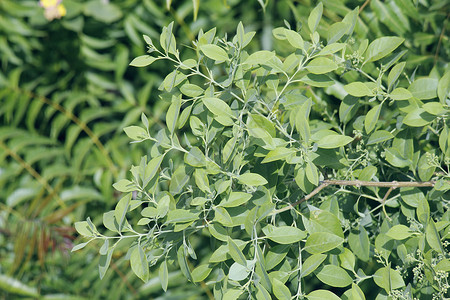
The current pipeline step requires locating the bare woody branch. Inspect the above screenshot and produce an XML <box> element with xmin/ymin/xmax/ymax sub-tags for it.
<box><xmin>273</xmin><ymin>180</ymin><xmax>436</xmax><ymax>215</ymax></box>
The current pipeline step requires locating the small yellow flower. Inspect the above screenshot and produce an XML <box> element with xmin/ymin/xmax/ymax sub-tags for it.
<box><xmin>39</xmin><ymin>0</ymin><xmax>66</xmax><ymax>21</ymax></box>
<box><xmin>40</xmin><ymin>0</ymin><xmax>59</xmax><ymax>7</ymax></box>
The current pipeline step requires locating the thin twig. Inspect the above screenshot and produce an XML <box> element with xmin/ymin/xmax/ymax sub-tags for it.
<box><xmin>359</xmin><ymin>0</ymin><xmax>371</xmax><ymax>13</ymax></box>
<box><xmin>321</xmin><ymin>180</ymin><xmax>435</xmax><ymax>188</ymax></box>
<box><xmin>273</xmin><ymin>179</ymin><xmax>436</xmax><ymax>215</ymax></box>
<box><xmin>434</xmin><ymin>13</ymin><xmax>449</xmax><ymax>65</ymax></box>
<box><xmin>0</xmin><ymin>140</ymin><xmax>66</xmax><ymax>209</ymax></box>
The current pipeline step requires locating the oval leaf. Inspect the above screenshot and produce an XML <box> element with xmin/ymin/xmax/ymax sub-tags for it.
<box><xmin>200</xmin><ymin>44</ymin><xmax>229</xmax><ymax>61</ymax></box>
<box><xmin>364</xmin><ymin>36</ymin><xmax>404</xmax><ymax>63</ymax></box>
<box><xmin>264</xmin><ymin>225</ymin><xmax>307</xmax><ymax>244</ymax></box>
<box><xmin>306</xmin><ymin>57</ymin><xmax>338</xmax><ymax>74</ymax></box>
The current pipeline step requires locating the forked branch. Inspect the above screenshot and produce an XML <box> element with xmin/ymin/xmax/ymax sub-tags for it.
<box><xmin>274</xmin><ymin>180</ymin><xmax>436</xmax><ymax>215</ymax></box>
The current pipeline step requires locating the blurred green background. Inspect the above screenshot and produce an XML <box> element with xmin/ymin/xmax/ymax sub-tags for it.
<box><xmin>0</xmin><ymin>0</ymin><xmax>447</xmax><ymax>299</ymax></box>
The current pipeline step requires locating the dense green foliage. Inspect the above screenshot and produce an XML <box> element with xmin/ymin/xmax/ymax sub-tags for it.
<box><xmin>1</xmin><ymin>0</ymin><xmax>449</xmax><ymax>299</ymax></box>
<box><xmin>0</xmin><ymin>0</ymin><xmax>265</xmax><ymax>299</ymax></box>
<box><xmin>76</xmin><ymin>2</ymin><xmax>449</xmax><ymax>300</ymax></box>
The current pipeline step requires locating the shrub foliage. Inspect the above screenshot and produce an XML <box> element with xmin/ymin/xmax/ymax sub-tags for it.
<box><xmin>75</xmin><ymin>3</ymin><xmax>450</xmax><ymax>299</ymax></box>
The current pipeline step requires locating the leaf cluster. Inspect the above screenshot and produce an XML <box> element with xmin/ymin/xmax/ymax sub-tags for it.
<box><xmin>76</xmin><ymin>3</ymin><xmax>450</xmax><ymax>299</ymax></box>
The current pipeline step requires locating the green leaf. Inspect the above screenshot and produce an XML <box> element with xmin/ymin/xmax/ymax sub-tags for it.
<box><xmin>185</xmin><ymin>147</ymin><xmax>206</xmax><ymax>167</ymax></box>
<box><xmin>308</xmin><ymin>2</ymin><xmax>323</xmax><ymax>32</ymax></box>
<box><xmin>438</xmin><ymin>70</ymin><xmax>450</xmax><ymax>103</ymax></box>
<box><xmin>256</xmin><ymin>284</ymin><xmax>272</xmax><ymax>300</ymax></box>
<box><xmin>208</xmin><ymin>223</ymin><xmax>229</xmax><ymax>241</ymax></box>
<box><xmin>306</xmin><ymin>57</ymin><xmax>338</xmax><ymax>74</ymax></box>
<box><xmin>327</xmin><ymin>22</ymin><xmax>350</xmax><ymax>44</ymax></box>
<box><xmin>194</xmin><ymin>168</ymin><xmax>210</xmax><ymax>193</ymax></box>
<box><xmin>307</xmin><ymin>290</ymin><xmax>340</xmax><ymax>300</ymax></box>
<box><xmin>344</xmin><ymin>82</ymin><xmax>374</xmax><ymax>97</ymax></box>
<box><xmin>166</xmin><ymin>209</ymin><xmax>200</xmax><ymax>223</ymax></box>
<box><xmin>364</xmin><ymin>36</ymin><xmax>404</xmax><ymax>63</ymax></box>
<box><xmin>263</xmin><ymin>225</ymin><xmax>306</xmax><ymax>244</ymax></box>
<box><xmin>303</xmin><ymin>210</ymin><xmax>344</xmax><ymax>238</ymax></box>
<box><xmin>317</xmin><ymin>134</ymin><xmax>353</xmax><ymax>149</ymax></box>
<box><xmin>143</xmin><ymin>35</ymin><xmax>153</xmax><ymax>46</ymax></box>
<box><xmin>228</xmin><ymin>237</ymin><xmax>247</xmax><ymax>266</ymax></box>
<box><xmin>200</xmin><ymin>44</ymin><xmax>229</xmax><ymax>61</ymax></box>
<box><xmin>386</xmin><ymin>225</ymin><xmax>414</xmax><ymax>240</ymax></box>
<box><xmin>304</xmin><ymin>232</ymin><xmax>344</xmax><ymax>254</ymax></box>
<box><xmin>159</xmin><ymin>261</ymin><xmax>168</xmax><ymax>291</ymax></box>
<box><xmin>316</xmin><ymin>265</ymin><xmax>353</xmax><ymax>287</ymax></box>
<box><xmin>387</xmin><ymin>62</ymin><xmax>406</xmax><ymax>89</ymax></box>
<box><xmin>202</xmin><ymin>96</ymin><xmax>232</xmax><ymax>116</ymax></box>
<box><xmin>71</xmin><ymin>241</ymin><xmax>90</xmax><ymax>252</ymax></box>
<box><xmin>130</xmin><ymin>245</ymin><xmax>149</xmax><ymax>282</ymax></box>
<box><xmin>435</xmin><ymin>259</ymin><xmax>450</xmax><ymax>272</ymax></box>
<box><xmin>228</xmin><ymin>262</ymin><xmax>250</xmax><ymax>281</ymax></box>
<box><xmin>373</xmin><ymin>267</ymin><xmax>405</xmax><ymax>291</ymax></box>
<box><xmin>306</xmin><ymin>161</ymin><xmax>319</xmax><ymax>186</ymax></box>
<box><xmin>123</xmin><ymin>126</ymin><xmax>148</xmax><ymax>141</ymax></box>
<box><xmin>180</xmin><ymin>83</ymin><xmax>204</xmax><ymax>98</ymax></box>
<box><xmin>367</xmin><ymin>130</ymin><xmax>394</xmax><ymax>145</ymax></box>
<box><xmin>262</xmin><ymin>147</ymin><xmax>296</xmax><ymax>163</ymax></box>
<box><xmin>318</xmin><ymin>43</ymin><xmax>346</xmax><ymax>56</ymax></box>
<box><xmin>365</xmin><ymin>104</ymin><xmax>382</xmax><ymax>133</ymax></box>
<box><xmin>359</xmin><ymin>165</ymin><xmax>377</xmax><ymax>181</ymax></box>
<box><xmin>418</xmin><ymin>154</ymin><xmax>435</xmax><ymax>182</ymax></box>
<box><xmin>103</xmin><ymin>211</ymin><xmax>119</xmax><ymax>232</ymax></box>
<box><xmin>243</xmin><ymin>50</ymin><xmax>275</xmax><ymax>66</ymax></box>
<box><xmin>265</xmin><ymin>245</ymin><xmax>290</xmax><ymax>270</ymax></box>
<box><xmin>129</xmin><ymin>55</ymin><xmax>157</xmax><ymax>67</ymax></box>
<box><xmin>301</xmin><ymin>254</ymin><xmax>327</xmax><ymax>277</ymax></box>
<box><xmin>213</xmin><ymin>206</ymin><xmax>234</xmax><ymax>227</ymax></box>
<box><xmin>408</xmin><ymin>78</ymin><xmax>438</xmax><ymax>100</ymax></box>
<box><xmin>220</xmin><ymin>192</ymin><xmax>252</xmax><ymax>208</ymax></box>
<box><xmin>114</xmin><ymin>193</ymin><xmax>131</xmax><ymax>231</ymax></box>
<box><xmin>74</xmin><ymin>221</ymin><xmax>95</xmax><ymax>237</ymax></box>
<box><xmin>422</xmin><ymin>102</ymin><xmax>446</xmax><ymax>115</ymax></box>
<box><xmin>166</xmin><ymin>96</ymin><xmax>181</xmax><ymax>134</ymax></box>
<box><xmin>177</xmin><ymin>246</ymin><xmax>193</xmax><ymax>281</ymax></box>
<box><xmin>143</xmin><ymin>155</ymin><xmax>164</xmax><ymax>188</ymax></box>
<box><xmin>284</xmin><ymin>29</ymin><xmax>304</xmax><ymax>50</ymax></box>
<box><xmin>348</xmin><ymin>226</ymin><xmax>370</xmax><ymax>261</ymax></box>
<box><xmin>339</xmin><ymin>95</ymin><xmax>360</xmax><ymax>124</ymax></box>
<box><xmin>416</xmin><ymin>198</ymin><xmax>430</xmax><ymax>224</ymax></box>
<box><xmin>400</xmin><ymin>187</ymin><xmax>425</xmax><ymax>207</ymax></box>
<box><xmin>426</xmin><ymin>220</ymin><xmax>444</xmax><ymax>253</ymax></box>
<box><xmin>339</xmin><ymin>248</ymin><xmax>356</xmax><ymax>271</ymax></box>
<box><xmin>192</xmin><ymin>264</ymin><xmax>212</xmax><ymax>282</ymax></box>
<box><xmin>389</xmin><ymin>88</ymin><xmax>412</xmax><ymax>100</ymax></box>
<box><xmin>209</xmin><ymin>240</ymin><xmax>247</xmax><ymax>263</ymax></box>
<box><xmin>385</xmin><ymin>147</ymin><xmax>410</xmax><ymax>168</ymax></box>
<box><xmin>160</xmin><ymin>22</ymin><xmax>177</xmax><ymax>55</ymax></box>
<box><xmin>238</xmin><ymin>173</ymin><xmax>268</xmax><ymax>186</ymax></box>
<box><xmin>351</xmin><ymin>283</ymin><xmax>366</xmax><ymax>300</ymax></box>
<box><xmin>403</xmin><ymin>108</ymin><xmax>435</xmax><ymax>127</ymax></box>
<box><xmin>272</xmin><ymin>278</ymin><xmax>291</xmax><ymax>300</ymax></box>
<box><xmin>223</xmin><ymin>137</ymin><xmax>236</xmax><ymax>163</ymax></box>
<box><xmin>295</xmin><ymin>99</ymin><xmax>312</xmax><ymax>143</ymax></box>
<box><xmin>299</xmin><ymin>74</ymin><xmax>335</xmax><ymax>87</ymax></box>
<box><xmin>113</xmin><ymin>179</ymin><xmax>136</xmax><ymax>193</ymax></box>
<box><xmin>202</xmin><ymin>97</ymin><xmax>234</xmax><ymax>126</ymax></box>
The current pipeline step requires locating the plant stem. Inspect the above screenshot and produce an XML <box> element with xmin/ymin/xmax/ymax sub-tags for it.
<box><xmin>273</xmin><ymin>179</ymin><xmax>436</xmax><ymax>215</ymax></box>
